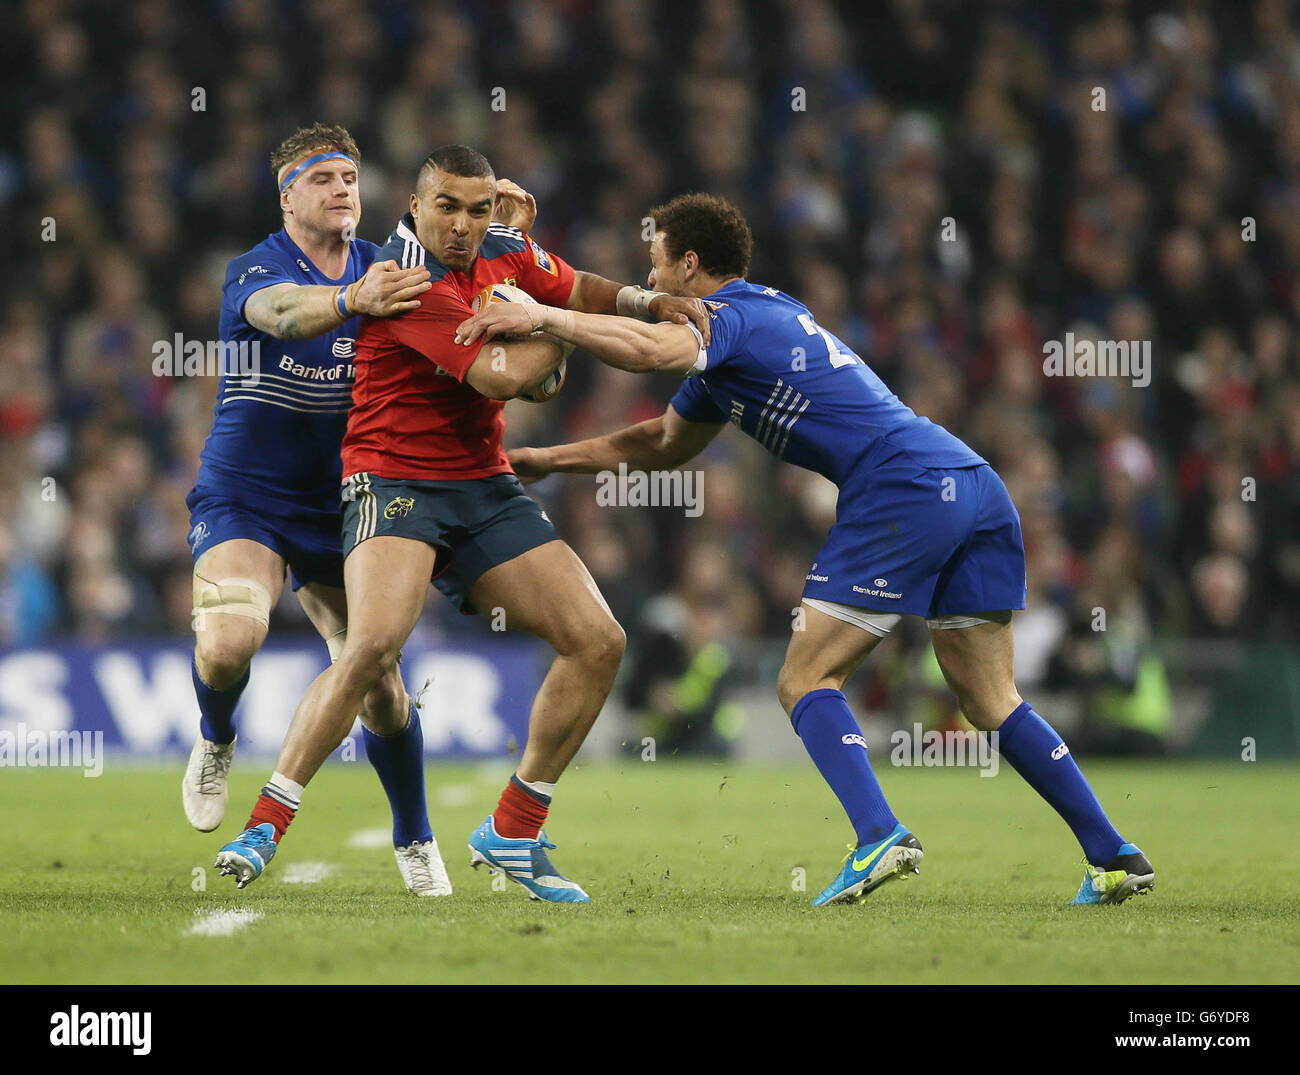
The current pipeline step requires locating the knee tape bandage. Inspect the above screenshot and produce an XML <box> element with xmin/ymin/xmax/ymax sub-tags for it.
<box><xmin>193</xmin><ymin>574</ymin><xmax>274</xmax><ymax>629</ymax></box>
<box><xmin>324</xmin><ymin>630</ymin><xmax>403</xmax><ymax>668</ymax></box>
<box><xmin>326</xmin><ymin>629</ymin><xmax>347</xmax><ymax>662</ymax></box>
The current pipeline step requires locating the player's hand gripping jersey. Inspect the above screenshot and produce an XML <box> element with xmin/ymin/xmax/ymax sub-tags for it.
<box><xmin>670</xmin><ymin>280</ymin><xmax>1024</xmax><ymax>620</ymax></box>
<box><xmin>343</xmin><ymin>216</ymin><xmax>575</xmax><ymax>481</ymax></box>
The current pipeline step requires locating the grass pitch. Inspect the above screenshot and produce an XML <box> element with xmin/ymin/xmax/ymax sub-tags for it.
<box><xmin>1</xmin><ymin>757</ymin><xmax>1296</xmax><ymax>984</ymax></box>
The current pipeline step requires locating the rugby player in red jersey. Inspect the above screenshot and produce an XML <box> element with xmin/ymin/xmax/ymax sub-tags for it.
<box><xmin>186</xmin><ymin>123</ymin><xmax>446</xmax><ymax>894</ymax></box>
<box><xmin>215</xmin><ymin>145</ymin><xmax>709</xmax><ymax>900</ymax></box>
<box><xmin>190</xmin><ymin>124</ymin><xmax>541</xmax><ymax>898</ymax></box>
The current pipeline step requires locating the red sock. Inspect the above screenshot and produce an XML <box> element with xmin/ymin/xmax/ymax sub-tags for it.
<box><xmin>493</xmin><ymin>778</ymin><xmax>549</xmax><ymax>839</ymax></box>
<box><xmin>246</xmin><ymin>793</ymin><xmax>296</xmax><ymax>841</ymax></box>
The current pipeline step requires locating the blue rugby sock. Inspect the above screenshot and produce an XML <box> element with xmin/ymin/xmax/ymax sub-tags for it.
<box><xmin>995</xmin><ymin>701</ymin><xmax>1124</xmax><ymax>866</ymax></box>
<box><xmin>791</xmin><ymin>688</ymin><xmax>899</xmax><ymax>847</ymax></box>
<box><xmin>363</xmin><ymin>700</ymin><xmax>433</xmax><ymax>847</ymax></box>
<box><xmin>193</xmin><ymin>657</ymin><xmax>247</xmax><ymax>745</ymax></box>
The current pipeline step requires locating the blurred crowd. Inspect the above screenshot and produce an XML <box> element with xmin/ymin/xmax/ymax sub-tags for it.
<box><xmin>1</xmin><ymin>0</ymin><xmax>1298</xmax><ymax>742</ymax></box>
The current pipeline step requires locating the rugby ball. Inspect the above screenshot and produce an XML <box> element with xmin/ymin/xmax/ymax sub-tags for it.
<box><xmin>471</xmin><ymin>283</ymin><xmax>570</xmax><ymax>403</ymax></box>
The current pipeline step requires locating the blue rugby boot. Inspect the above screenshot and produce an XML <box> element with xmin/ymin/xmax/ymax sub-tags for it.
<box><xmin>812</xmin><ymin>823</ymin><xmax>923</xmax><ymax>906</ymax></box>
<box><xmin>468</xmin><ymin>815</ymin><xmax>590</xmax><ymax>903</ymax></box>
<box><xmin>1071</xmin><ymin>843</ymin><xmax>1155</xmax><ymax>905</ymax></box>
<box><xmin>214</xmin><ymin>823</ymin><xmax>277</xmax><ymax>890</ymax></box>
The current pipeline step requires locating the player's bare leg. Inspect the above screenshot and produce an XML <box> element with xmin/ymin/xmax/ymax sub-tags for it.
<box><xmin>924</xmin><ymin>615</ymin><xmax>1021</xmax><ymax>731</ymax></box>
<box><xmin>465</xmin><ymin>540</ymin><xmax>625</xmax><ymax>903</ymax></box>
<box><xmin>777</xmin><ymin>600</ymin><xmax>887</xmax><ymax>715</ymax></box>
<box><xmin>193</xmin><ymin>540</ymin><xmax>285</xmax><ymax>688</ymax></box>
<box><xmin>272</xmin><ymin>536</ymin><xmax>434</xmax><ymax>785</ymax></box>
<box><xmin>183</xmin><ymin>539</ymin><xmax>286</xmax><ymax>831</ymax></box>
<box><xmin>471</xmin><ymin>540</ymin><xmax>625</xmax><ymax>780</ymax></box>
<box><xmin>296</xmin><ymin>581</ymin><xmax>447</xmax><ymax>895</ymax></box>
<box><xmin>929</xmin><ymin>616</ymin><xmax>1154</xmax><ymax>903</ymax></box>
<box><xmin>296</xmin><ymin>582</ymin><xmax>409</xmax><ymax>736</ymax></box>
<box><xmin>780</xmin><ymin>600</ymin><xmax>922</xmax><ymax>904</ymax></box>
<box><xmin>215</xmin><ymin>536</ymin><xmax>435</xmax><ymax>889</ymax></box>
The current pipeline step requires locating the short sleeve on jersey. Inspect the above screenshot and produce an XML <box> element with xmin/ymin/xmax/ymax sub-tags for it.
<box><xmin>387</xmin><ymin>282</ymin><xmax>485</xmax><ymax>381</ymax></box>
<box><xmin>514</xmin><ymin>237</ymin><xmax>576</xmax><ymax>307</ymax></box>
<box><xmin>693</xmin><ymin>296</ymin><xmax>744</xmax><ymax>374</ymax></box>
<box><xmin>223</xmin><ymin>251</ymin><xmax>295</xmax><ymax>322</ymax></box>
<box><xmin>670</xmin><ymin>374</ymin><xmax>728</xmax><ymax>424</ymax></box>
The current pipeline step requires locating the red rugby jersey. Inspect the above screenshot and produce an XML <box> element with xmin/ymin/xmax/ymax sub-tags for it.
<box><xmin>342</xmin><ymin>215</ymin><xmax>576</xmax><ymax>481</ymax></box>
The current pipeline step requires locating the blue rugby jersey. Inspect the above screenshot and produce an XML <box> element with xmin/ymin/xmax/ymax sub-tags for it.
<box><xmin>192</xmin><ymin>230</ymin><xmax>379</xmax><ymax>517</ymax></box>
<box><xmin>669</xmin><ymin>279</ymin><xmax>984</xmax><ymax>485</ymax></box>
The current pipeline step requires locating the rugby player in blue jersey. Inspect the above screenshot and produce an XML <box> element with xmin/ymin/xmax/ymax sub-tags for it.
<box><xmin>457</xmin><ymin>193</ymin><xmax>1156</xmax><ymax>907</ymax></box>
<box><xmin>185</xmin><ymin>124</ymin><xmax>538</xmax><ymax>896</ymax></box>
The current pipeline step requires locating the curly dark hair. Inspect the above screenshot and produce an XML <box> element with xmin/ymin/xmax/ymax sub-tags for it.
<box><xmin>648</xmin><ymin>193</ymin><xmax>752</xmax><ymax>278</ymax></box>
<box><xmin>270</xmin><ymin>123</ymin><xmax>361</xmax><ymax>181</ymax></box>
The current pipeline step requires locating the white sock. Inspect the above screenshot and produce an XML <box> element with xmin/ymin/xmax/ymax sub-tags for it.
<box><xmin>266</xmin><ymin>770</ymin><xmax>305</xmax><ymax>809</ymax></box>
<box><xmin>516</xmin><ymin>775</ymin><xmax>556</xmax><ymax>800</ymax></box>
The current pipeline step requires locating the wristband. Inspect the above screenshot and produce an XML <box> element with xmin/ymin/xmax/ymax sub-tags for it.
<box><xmin>529</xmin><ymin>306</ymin><xmax>573</xmax><ymax>337</ymax></box>
<box><xmin>546</xmin><ymin>308</ymin><xmax>576</xmax><ymax>337</ymax></box>
<box><xmin>616</xmin><ymin>285</ymin><xmax>665</xmax><ymax>318</ymax></box>
<box><xmin>335</xmin><ymin>285</ymin><xmax>351</xmax><ymax>319</ymax></box>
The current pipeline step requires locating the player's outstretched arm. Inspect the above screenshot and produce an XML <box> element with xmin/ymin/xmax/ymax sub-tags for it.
<box><xmin>567</xmin><ymin>271</ymin><xmax>710</xmax><ymax>345</ymax></box>
<box><xmin>509</xmin><ymin>404</ymin><xmax>723</xmax><ymax>483</ymax></box>
<box><xmin>243</xmin><ymin>261</ymin><xmax>431</xmax><ymax>340</ymax></box>
<box><xmin>456</xmin><ymin>304</ymin><xmax>703</xmax><ymax>375</ymax></box>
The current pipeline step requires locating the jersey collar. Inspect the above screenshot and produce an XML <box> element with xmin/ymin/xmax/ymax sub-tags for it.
<box><xmin>279</xmin><ymin>228</ymin><xmax>353</xmax><ymax>285</ymax></box>
<box><xmin>392</xmin><ymin>213</ymin><xmax>471</xmax><ymax>276</ymax></box>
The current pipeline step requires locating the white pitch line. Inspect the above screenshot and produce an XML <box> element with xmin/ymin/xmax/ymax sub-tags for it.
<box><xmin>185</xmin><ymin>909</ymin><xmax>263</xmax><ymax>937</ymax></box>
<box><xmin>279</xmin><ymin>861</ymin><xmax>337</xmax><ymax>884</ymax></box>
<box><xmin>347</xmin><ymin>828</ymin><xmax>390</xmax><ymax>849</ymax></box>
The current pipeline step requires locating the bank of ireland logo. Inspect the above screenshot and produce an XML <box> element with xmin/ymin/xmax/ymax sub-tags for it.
<box><xmin>874</xmin><ymin>577</ymin><xmax>888</xmax><ymax>587</ymax></box>
<box><xmin>529</xmin><ymin>238</ymin><xmax>555</xmax><ymax>274</ymax></box>
<box><xmin>188</xmin><ymin>521</ymin><xmax>209</xmax><ymax>552</ymax></box>
<box><xmin>333</xmin><ymin>337</ymin><xmax>355</xmax><ymax>358</ymax></box>
<box><xmin>384</xmin><ymin>496</ymin><xmax>415</xmax><ymax>519</ymax></box>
